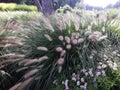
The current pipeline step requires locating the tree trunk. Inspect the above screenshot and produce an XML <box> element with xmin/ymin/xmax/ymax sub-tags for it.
<box><xmin>42</xmin><ymin>0</ymin><xmax>54</xmax><ymax>15</ymax></box>
<box><xmin>35</xmin><ymin>0</ymin><xmax>54</xmax><ymax>15</ymax></box>
<box><xmin>35</xmin><ymin>0</ymin><xmax>42</xmax><ymax>11</ymax></box>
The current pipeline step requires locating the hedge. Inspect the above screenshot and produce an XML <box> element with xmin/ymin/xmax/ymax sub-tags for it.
<box><xmin>0</xmin><ymin>3</ymin><xmax>37</xmax><ymax>11</ymax></box>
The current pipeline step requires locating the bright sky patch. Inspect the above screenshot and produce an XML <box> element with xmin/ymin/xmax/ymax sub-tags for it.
<box><xmin>84</xmin><ymin>0</ymin><xmax>118</xmax><ymax>7</ymax></box>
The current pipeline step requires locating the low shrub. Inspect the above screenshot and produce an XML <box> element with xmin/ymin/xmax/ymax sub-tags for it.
<box><xmin>0</xmin><ymin>3</ymin><xmax>37</xmax><ymax>11</ymax></box>
<box><xmin>56</xmin><ymin>5</ymin><xmax>73</xmax><ymax>13</ymax></box>
<box><xmin>0</xmin><ymin>12</ymin><xmax>120</xmax><ymax>90</ymax></box>
<box><xmin>15</xmin><ymin>5</ymin><xmax>37</xmax><ymax>11</ymax></box>
<box><xmin>0</xmin><ymin>20</ymin><xmax>20</xmax><ymax>89</ymax></box>
<box><xmin>0</xmin><ymin>3</ymin><xmax>16</xmax><ymax>11</ymax></box>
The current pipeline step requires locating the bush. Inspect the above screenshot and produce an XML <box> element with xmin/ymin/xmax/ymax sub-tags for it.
<box><xmin>56</xmin><ymin>5</ymin><xmax>73</xmax><ymax>13</ymax></box>
<box><xmin>0</xmin><ymin>3</ymin><xmax>37</xmax><ymax>11</ymax></box>
<box><xmin>0</xmin><ymin>3</ymin><xmax>16</xmax><ymax>11</ymax></box>
<box><xmin>0</xmin><ymin>12</ymin><xmax>120</xmax><ymax>90</ymax></box>
<box><xmin>0</xmin><ymin>19</ymin><xmax>22</xmax><ymax>89</ymax></box>
<box><xmin>15</xmin><ymin>5</ymin><xmax>37</xmax><ymax>11</ymax></box>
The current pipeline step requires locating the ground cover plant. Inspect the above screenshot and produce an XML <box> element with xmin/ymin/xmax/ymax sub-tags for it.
<box><xmin>0</xmin><ymin>9</ymin><xmax>120</xmax><ymax>90</ymax></box>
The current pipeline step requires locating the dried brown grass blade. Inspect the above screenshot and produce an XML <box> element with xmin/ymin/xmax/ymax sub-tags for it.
<box><xmin>0</xmin><ymin>54</ymin><xmax>24</xmax><ymax>59</ymax></box>
<box><xmin>0</xmin><ymin>29</ymin><xmax>5</xmax><ymax>35</ymax></box>
<box><xmin>24</xmin><ymin>69</ymin><xmax>38</xmax><ymax>79</ymax></box>
<box><xmin>9</xmin><ymin>83</ymin><xmax>22</xmax><ymax>90</ymax></box>
<box><xmin>17</xmin><ymin>77</ymin><xmax>33</xmax><ymax>90</ymax></box>
<box><xmin>0</xmin><ymin>59</ymin><xmax>20</xmax><ymax>66</ymax></box>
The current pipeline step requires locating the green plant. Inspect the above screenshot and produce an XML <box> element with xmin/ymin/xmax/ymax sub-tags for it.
<box><xmin>1</xmin><ymin>12</ymin><xmax>120</xmax><ymax>90</ymax></box>
<box><xmin>97</xmin><ymin>68</ymin><xmax>120</xmax><ymax>90</ymax></box>
<box><xmin>0</xmin><ymin>3</ymin><xmax>37</xmax><ymax>11</ymax></box>
<box><xmin>0</xmin><ymin>3</ymin><xmax>16</xmax><ymax>11</ymax></box>
<box><xmin>15</xmin><ymin>5</ymin><xmax>37</xmax><ymax>11</ymax></box>
<box><xmin>56</xmin><ymin>5</ymin><xmax>73</xmax><ymax>13</ymax></box>
<box><xmin>0</xmin><ymin>19</ymin><xmax>24</xmax><ymax>90</ymax></box>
